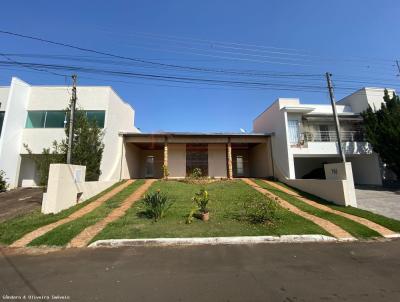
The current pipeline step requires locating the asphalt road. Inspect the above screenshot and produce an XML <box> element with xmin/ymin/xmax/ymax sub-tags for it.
<box><xmin>0</xmin><ymin>188</ymin><xmax>43</xmax><ymax>222</ymax></box>
<box><xmin>1</xmin><ymin>240</ymin><xmax>400</xmax><ymax>302</ymax></box>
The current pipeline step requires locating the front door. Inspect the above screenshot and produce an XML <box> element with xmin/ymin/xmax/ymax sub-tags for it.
<box><xmin>145</xmin><ymin>156</ymin><xmax>155</xmax><ymax>178</ymax></box>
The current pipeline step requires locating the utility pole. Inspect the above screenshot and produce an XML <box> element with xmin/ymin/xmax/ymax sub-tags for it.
<box><xmin>67</xmin><ymin>74</ymin><xmax>77</xmax><ymax>164</ymax></box>
<box><xmin>326</xmin><ymin>72</ymin><xmax>346</xmax><ymax>163</ymax></box>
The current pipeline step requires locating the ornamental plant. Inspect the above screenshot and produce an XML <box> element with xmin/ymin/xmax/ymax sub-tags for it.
<box><xmin>143</xmin><ymin>190</ymin><xmax>173</xmax><ymax>222</ymax></box>
<box><xmin>243</xmin><ymin>197</ymin><xmax>279</xmax><ymax>224</ymax></box>
<box><xmin>192</xmin><ymin>188</ymin><xmax>210</xmax><ymax>214</ymax></box>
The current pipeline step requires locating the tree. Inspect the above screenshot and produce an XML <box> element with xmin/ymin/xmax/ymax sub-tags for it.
<box><xmin>63</xmin><ymin>107</ymin><xmax>104</xmax><ymax>181</ymax></box>
<box><xmin>361</xmin><ymin>90</ymin><xmax>400</xmax><ymax>177</ymax></box>
<box><xmin>25</xmin><ymin>103</ymin><xmax>105</xmax><ymax>186</ymax></box>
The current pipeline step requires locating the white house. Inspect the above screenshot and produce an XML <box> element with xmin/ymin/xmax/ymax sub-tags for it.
<box><xmin>0</xmin><ymin>77</ymin><xmax>138</xmax><ymax>189</ymax></box>
<box><xmin>253</xmin><ymin>87</ymin><xmax>395</xmax><ymax>186</ymax></box>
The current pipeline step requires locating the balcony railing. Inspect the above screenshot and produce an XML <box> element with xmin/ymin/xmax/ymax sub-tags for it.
<box><xmin>302</xmin><ymin>130</ymin><xmax>366</xmax><ymax>143</ymax></box>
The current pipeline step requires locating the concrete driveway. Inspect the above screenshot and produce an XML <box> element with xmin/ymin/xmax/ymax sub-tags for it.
<box><xmin>356</xmin><ymin>186</ymin><xmax>400</xmax><ymax>220</ymax></box>
<box><xmin>0</xmin><ymin>188</ymin><xmax>43</xmax><ymax>222</ymax></box>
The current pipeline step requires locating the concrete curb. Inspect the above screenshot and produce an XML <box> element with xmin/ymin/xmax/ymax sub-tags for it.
<box><xmin>88</xmin><ymin>235</ymin><xmax>338</xmax><ymax>248</ymax></box>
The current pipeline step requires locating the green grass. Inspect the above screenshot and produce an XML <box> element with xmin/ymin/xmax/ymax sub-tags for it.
<box><xmin>29</xmin><ymin>180</ymin><xmax>145</xmax><ymax>247</ymax></box>
<box><xmin>91</xmin><ymin>180</ymin><xmax>330</xmax><ymax>242</ymax></box>
<box><xmin>275</xmin><ymin>181</ymin><xmax>400</xmax><ymax>233</ymax></box>
<box><xmin>253</xmin><ymin>179</ymin><xmax>381</xmax><ymax>239</ymax></box>
<box><xmin>0</xmin><ymin>180</ymin><xmax>125</xmax><ymax>245</ymax></box>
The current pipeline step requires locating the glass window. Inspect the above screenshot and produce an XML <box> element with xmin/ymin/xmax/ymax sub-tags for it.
<box><xmin>45</xmin><ymin>111</ymin><xmax>66</xmax><ymax>128</ymax></box>
<box><xmin>86</xmin><ymin>111</ymin><xmax>105</xmax><ymax>128</ymax></box>
<box><xmin>26</xmin><ymin>111</ymin><xmax>46</xmax><ymax>128</ymax></box>
<box><xmin>236</xmin><ymin>155</ymin><xmax>244</xmax><ymax>176</ymax></box>
<box><xmin>186</xmin><ymin>144</ymin><xmax>208</xmax><ymax>176</ymax></box>
<box><xmin>0</xmin><ymin>112</ymin><xmax>4</xmax><ymax>136</ymax></box>
<box><xmin>288</xmin><ymin>120</ymin><xmax>300</xmax><ymax>145</ymax></box>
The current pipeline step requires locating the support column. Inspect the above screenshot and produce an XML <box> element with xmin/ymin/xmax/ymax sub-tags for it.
<box><xmin>163</xmin><ymin>137</ymin><xmax>169</xmax><ymax>179</ymax></box>
<box><xmin>227</xmin><ymin>138</ymin><xmax>233</xmax><ymax>179</ymax></box>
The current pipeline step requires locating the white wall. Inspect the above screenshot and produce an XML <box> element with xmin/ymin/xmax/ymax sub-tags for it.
<box><xmin>18</xmin><ymin>156</ymin><xmax>40</xmax><ymax>187</ymax></box>
<box><xmin>42</xmin><ymin>163</ymin><xmax>118</xmax><ymax>214</ymax></box>
<box><xmin>337</xmin><ymin>88</ymin><xmax>394</xmax><ymax>113</ymax></box>
<box><xmin>253</xmin><ymin>98</ymin><xmax>298</xmax><ymax>179</ymax></box>
<box><xmin>0</xmin><ymin>78</ymin><xmax>31</xmax><ymax>188</ymax></box>
<box><xmin>168</xmin><ymin>144</ymin><xmax>186</xmax><ymax>178</ymax></box>
<box><xmin>100</xmin><ymin>89</ymin><xmax>137</xmax><ymax>181</ymax></box>
<box><xmin>249</xmin><ymin>142</ymin><xmax>272</xmax><ymax>177</ymax></box>
<box><xmin>208</xmin><ymin>144</ymin><xmax>227</xmax><ymax>178</ymax></box>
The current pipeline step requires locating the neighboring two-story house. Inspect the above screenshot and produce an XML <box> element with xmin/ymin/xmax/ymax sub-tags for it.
<box><xmin>0</xmin><ymin>77</ymin><xmax>138</xmax><ymax>189</ymax></box>
<box><xmin>253</xmin><ymin>87</ymin><xmax>395</xmax><ymax>186</ymax></box>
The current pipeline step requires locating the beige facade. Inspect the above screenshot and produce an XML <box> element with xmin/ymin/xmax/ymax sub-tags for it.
<box><xmin>120</xmin><ymin>133</ymin><xmax>273</xmax><ymax>179</ymax></box>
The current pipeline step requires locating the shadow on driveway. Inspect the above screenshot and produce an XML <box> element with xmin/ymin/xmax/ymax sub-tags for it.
<box><xmin>0</xmin><ymin>188</ymin><xmax>43</xmax><ymax>222</ymax></box>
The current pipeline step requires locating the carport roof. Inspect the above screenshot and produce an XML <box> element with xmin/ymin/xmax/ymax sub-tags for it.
<box><xmin>120</xmin><ymin>131</ymin><xmax>272</xmax><ymax>137</ymax></box>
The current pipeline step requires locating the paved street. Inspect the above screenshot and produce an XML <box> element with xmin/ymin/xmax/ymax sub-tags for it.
<box><xmin>1</xmin><ymin>240</ymin><xmax>400</xmax><ymax>301</ymax></box>
<box><xmin>356</xmin><ymin>186</ymin><xmax>400</xmax><ymax>220</ymax></box>
<box><xmin>0</xmin><ymin>188</ymin><xmax>43</xmax><ymax>222</ymax></box>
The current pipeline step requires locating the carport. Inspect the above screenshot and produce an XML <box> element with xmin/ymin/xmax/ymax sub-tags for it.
<box><xmin>120</xmin><ymin>132</ymin><xmax>274</xmax><ymax>179</ymax></box>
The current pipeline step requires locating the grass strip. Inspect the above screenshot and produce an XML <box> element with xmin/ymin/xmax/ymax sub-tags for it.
<box><xmin>29</xmin><ymin>180</ymin><xmax>145</xmax><ymax>246</ymax></box>
<box><xmin>91</xmin><ymin>180</ymin><xmax>330</xmax><ymax>242</ymax></box>
<box><xmin>253</xmin><ymin>179</ymin><xmax>381</xmax><ymax>239</ymax></box>
<box><xmin>276</xmin><ymin>181</ymin><xmax>400</xmax><ymax>233</ymax></box>
<box><xmin>0</xmin><ymin>180</ymin><xmax>125</xmax><ymax>245</ymax></box>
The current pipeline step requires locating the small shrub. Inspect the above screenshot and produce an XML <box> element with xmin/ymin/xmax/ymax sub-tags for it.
<box><xmin>143</xmin><ymin>190</ymin><xmax>173</xmax><ymax>221</ymax></box>
<box><xmin>243</xmin><ymin>197</ymin><xmax>279</xmax><ymax>224</ymax></box>
<box><xmin>192</xmin><ymin>188</ymin><xmax>210</xmax><ymax>213</ymax></box>
<box><xmin>189</xmin><ymin>168</ymin><xmax>203</xmax><ymax>179</ymax></box>
<box><xmin>0</xmin><ymin>170</ymin><xmax>8</xmax><ymax>192</ymax></box>
<box><xmin>185</xmin><ymin>207</ymin><xmax>197</xmax><ymax>224</ymax></box>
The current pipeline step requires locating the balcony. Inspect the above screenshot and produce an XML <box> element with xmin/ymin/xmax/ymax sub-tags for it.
<box><xmin>291</xmin><ymin>130</ymin><xmax>371</xmax><ymax>155</ymax></box>
<box><xmin>302</xmin><ymin>130</ymin><xmax>366</xmax><ymax>143</ymax></box>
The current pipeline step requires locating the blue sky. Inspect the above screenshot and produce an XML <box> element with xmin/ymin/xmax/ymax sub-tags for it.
<box><xmin>0</xmin><ymin>0</ymin><xmax>399</xmax><ymax>132</ymax></box>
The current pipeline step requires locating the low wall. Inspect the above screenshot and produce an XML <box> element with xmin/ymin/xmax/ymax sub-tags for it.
<box><xmin>42</xmin><ymin>164</ymin><xmax>118</xmax><ymax>214</ymax></box>
<box><xmin>284</xmin><ymin>162</ymin><xmax>357</xmax><ymax>207</ymax></box>
<box><xmin>284</xmin><ymin>178</ymin><xmax>348</xmax><ymax>206</ymax></box>
<box><xmin>78</xmin><ymin>180</ymin><xmax>117</xmax><ymax>201</ymax></box>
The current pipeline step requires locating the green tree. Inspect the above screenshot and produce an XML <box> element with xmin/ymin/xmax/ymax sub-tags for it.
<box><xmin>25</xmin><ymin>103</ymin><xmax>105</xmax><ymax>186</ymax></box>
<box><xmin>63</xmin><ymin>107</ymin><xmax>104</xmax><ymax>181</ymax></box>
<box><xmin>361</xmin><ymin>90</ymin><xmax>400</xmax><ymax>177</ymax></box>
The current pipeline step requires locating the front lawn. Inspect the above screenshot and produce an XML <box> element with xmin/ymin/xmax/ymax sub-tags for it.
<box><xmin>92</xmin><ymin>180</ymin><xmax>330</xmax><ymax>242</ymax></box>
<box><xmin>253</xmin><ymin>179</ymin><xmax>393</xmax><ymax>239</ymax></box>
<box><xmin>275</xmin><ymin>181</ymin><xmax>400</xmax><ymax>233</ymax></box>
<box><xmin>28</xmin><ymin>180</ymin><xmax>145</xmax><ymax>246</ymax></box>
<box><xmin>0</xmin><ymin>180</ymin><xmax>125</xmax><ymax>245</ymax></box>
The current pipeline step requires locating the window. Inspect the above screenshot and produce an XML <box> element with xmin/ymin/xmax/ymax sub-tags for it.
<box><xmin>236</xmin><ymin>155</ymin><xmax>244</xmax><ymax>176</ymax></box>
<box><xmin>186</xmin><ymin>144</ymin><xmax>208</xmax><ymax>176</ymax></box>
<box><xmin>25</xmin><ymin>110</ymin><xmax>105</xmax><ymax>128</ymax></box>
<box><xmin>45</xmin><ymin>111</ymin><xmax>67</xmax><ymax>128</ymax></box>
<box><xmin>288</xmin><ymin>120</ymin><xmax>300</xmax><ymax>145</ymax></box>
<box><xmin>86</xmin><ymin>110</ymin><xmax>105</xmax><ymax>128</ymax></box>
<box><xmin>26</xmin><ymin>111</ymin><xmax>46</xmax><ymax>128</ymax></box>
<box><xmin>0</xmin><ymin>111</ymin><xmax>4</xmax><ymax>136</ymax></box>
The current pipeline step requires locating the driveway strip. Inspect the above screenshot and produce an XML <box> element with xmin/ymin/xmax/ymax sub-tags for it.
<box><xmin>262</xmin><ymin>179</ymin><xmax>397</xmax><ymax>238</ymax></box>
<box><xmin>68</xmin><ymin>179</ymin><xmax>156</xmax><ymax>248</ymax></box>
<box><xmin>242</xmin><ymin>178</ymin><xmax>355</xmax><ymax>240</ymax></box>
<box><xmin>10</xmin><ymin>180</ymin><xmax>134</xmax><ymax>248</ymax></box>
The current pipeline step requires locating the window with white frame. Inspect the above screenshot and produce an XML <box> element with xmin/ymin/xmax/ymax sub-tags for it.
<box><xmin>288</xmin><ymin>120</ymin><xmax>300</xmax><ymax>145</ymax></box>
